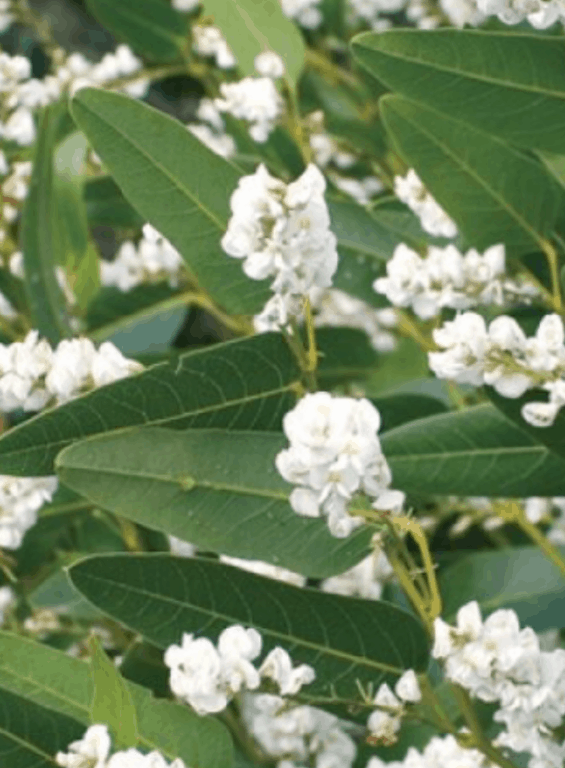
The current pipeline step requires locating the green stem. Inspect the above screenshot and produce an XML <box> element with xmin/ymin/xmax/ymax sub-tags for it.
<box><xmin>541</xmin><ymin>238</ymin><xmax>562</xmax><ymax>313</ymax></box>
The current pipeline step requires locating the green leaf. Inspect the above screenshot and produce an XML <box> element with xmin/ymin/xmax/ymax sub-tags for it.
<box><xmin>352</xmin><ymin>29</ymin><xmax>565</xmax><ymax>154</ymax></box>
<box><xmin>89</xmin><ymin>635</ymin><xmax>139</xmax><ymax>748</ymax></box>
<box><xmin>84</xmin><ymin>176</ymin><xmax>144</xmax><ymax>228</ymax></box>
<box><xmin>379</xmin><ymin>95</ymin><xmax>562</xmax><ymax>256</ymax></box>
<box><xmin>0</xmin><ymin>631</ymin><xmax>232</xmax><ymax>768</ymax></box>
<box><xmin>68</xmin><ymin>554</ymin><xmax>430</xmax><ymax>711</ymax></box>
<box><xmin>317</xmin><ymin>327</ymin><xmax>379</xmax><ymax>384</ymax></box>
<box><xmin>20</xmin><ymin>103</ymin><xmax>71</xmax><ymax>344</ymax></box>
<box><xmin>0</xmin><ymin>333</ymin><xmax>299</xmax><ymax>477</ymax></box>
<box><xmin>71</xmin><ymin>88</ymin><xmax>269</xmax><ymax>314</ymax></box>
<box><xmin>85</xmin><ymin>0</ymin><xmax>187</xmax><ymax>61</ymax></box>
<box><xmin>0</xmin><ymin>688</ymin><xmax>84</xmax><ymax>768</ymax></box>
<box><xmin>440</xmin><ymin>545</ymin><xmax>565</xmax><ymax>632</ymax></box>
<box><xmin>56</xmin><ymin>427</ymin><xmax>371</xmax><ymax>578</ymax></box>
<box><xmin>200</xmin><ymin>0</ymin><xmax>305</xmax><ymax>84</ymax></box>
<box><xmin>382</xmin><ymin>403</ymin><xmax>565</xmax><ymax>496</ymax></box>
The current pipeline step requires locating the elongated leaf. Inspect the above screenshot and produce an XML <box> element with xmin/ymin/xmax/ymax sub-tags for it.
<box><xmin>71</xmin><ymin>88</ymin><xmax>269</xmax><ymax>314</ymax></box>
<box><xmin>86</xmin><ymin>0</ymin><xmax>187</xmax><ymax>60</ymax></box>
<box><xmin>379</xmin><ymin>95</ymin><xmax>562</xmax><ymax>256</ymax></box>
<box><xmin>56</xmin><ymin>428</ymin><xmax>372</xmax><ymax>578</ymax></box>
<box><xmin>69</xmin><ymin>555</ymin><xmax>430</xmax><ymax>711</ymax></box>
<box><xmin>352</xmin><ymin>29</ymin><xmax>565</xmax><ymax>154</ymax></box>
<box><xmin>382</xmin><ymin>403</ymin><xmax>565</xmax><ymax>496</ymax></box>
<box><xmin>0</xmin><ymin>688</ymin><xmax>84</xmax><ymax>768</ymax></box>
<box><xmin>201</xmin><ymin>0</ymin><xmax>304</xmax><ymax>84</ymax></box>
<box><xmin>0</xmin><ymin>631</ymin><xmax>232</xmax><ymax>768</ymax></box>
<box><xmin>89</xmin><ymin>635</ymin><xmax>138</xmax><ymax>748</ymax></box>
<box><xmin>0</xmin><ymin>333</ymin><xmax>298</xmax><ymax>477</ymax></box>
<box><xmin>20</xmin><ymin>103</ymin><xmax>71</xmax><ymax>343</ymax></box>
<box><xmin>440</xmin><ymin>545</ymin><xmax>565</xmax><ymax>632</ymax></box>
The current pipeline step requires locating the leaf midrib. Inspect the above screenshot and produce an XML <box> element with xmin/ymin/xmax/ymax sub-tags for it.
<box><xmin>73</xmin><ymin>569</ymin><xmax>408</xmax><ymax>676</ymax></box>
<box><xmin>357</xmin><ymin>39</ymin><xmax>565</xmax><ymax>99</ymax></box>
<box><xmin>59</xmin><ymin>461</ymin><xmax>290</xmax><ymax>501</ymax></box>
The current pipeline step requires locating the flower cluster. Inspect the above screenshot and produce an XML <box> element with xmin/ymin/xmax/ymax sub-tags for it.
<box><xmin>367</xmin><ymin>671</ymin><xmax>422</xmax><ymax>745</ymax></box>
<box><xmin>434</xmin><ymin>601</ymin><xmax>565</xmax><ymax>768</ymax></box>
<box><xmin>281</xmin><ymin>0</ymin><xmax>324</xmax><ymax>27</ymax></box>
<box><xmin>192</xmin><ymin>25</ymin><xmax>236</xmax><ymax>69</ymax></box>
<box><xmin>187</xmin><ymin>98</ymin><xmax>237</xmax><ymax>158</ymax></box>
<box><xmin>164</xmin><ymin>625</ymin><xmax>315</xmax><ymax>715</ymax></box>
<box><xmin>221</xmin><ymin>164</ymin><xmax>338</xmax><ymax>332</ymax></box>
<box><xmin>241</xmin><ymin>692</ymin><xmax>357</xmax><ymax>768</ymax></box>
<box><xmin>276</xmin><ymin>392</ymin><xmax>404</xmax><ymax>538</ymax></box>
<box><xmin>367</xmin><ymin>733</ymin><xmax>495</xmax><ymax>768</ymax></box>
<box><xmin>56</xmin><ymin>724</ymin><xmax>186</xmax><ymax>768</ymax></box>
<box><xmin>374</xmin><ymin>243</ymin><xmax>535</xmax><ymax>320</ymax></box>
<box><xmin>215</xmin><ymin>76</ymin><xmax>283</xmax><ymax>143</ymax></box>
<box><xmin>394</xmin><ymin>170</ymin><xmax>458</xmax><ymax>239</ymax></box>
<box><xmin>429</xmin><ymin>312</ymin><xmax>565</xmax><ymax>427</ymax></box>
<box><xmin>0</xmin><ymin>475</ymin><xmax>58</xmax><ymax>549</ymax></box>
<box><xmin>0</xmin><ymin>46</ymin><xmax>146</xmax><ymax>147</ymax></box>
<box><xmin>476</xmin><ymin>0</ymin><xmax>565</xmax><ymax>27</ymax></box>
<box><xmin>101</xmin><ymin>224</ymin><xmax>184</xmax><ymax>292</ymax></box>
<box><xmin>321</xmin><ymin>548</ymin><xmax>394</xmax><ymax>600</ymax></box>
<box><xmin>0</xmin><ymin>331</ymin><xmax>143</xmax><ymax>412</ymax></box>
<box><xmin>312</xmin><ymin>288</ymin><xmax>397</xmax><ymax>352</ymax></box>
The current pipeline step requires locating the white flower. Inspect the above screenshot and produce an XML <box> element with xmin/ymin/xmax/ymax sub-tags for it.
<box><xmin>217</xmin><ymin>625</ymin><xmax>262</xmax><ymax>694</ymax></box>
<box><xmin>172</xmin><ymin>0</ymin><xmax>200</xmax><ymax>10</ymax></box>
<box><xmin>394</xmin><ymin>670</ymin><xmax>421</xmax><ymax>703</ymax></box>
<box><xmin>193</xmin><ymin>26</ymin><xmax>236</xmax><ymax>69</ymax></box>
<box><xmin>259</xmin><ymin>647</ymin><xmax>316</xmax><ymax>695</ymax></box>
<box><xmin>394</xmin><ymin>170</ymin><xmax>457</xmax><ymax>238</ymax></box>
<box><xmin>276</xmin><ymin>392</ymin><xmax>402</xmax><ymax>538</ymax></box>
<box><xmin>215</xmin><ymin>77</ymin><xmax>282</xmax><ymax>143</ymax></box>
<box><xmin>367</xmin><ymin>683</ymin><xmax>403</xmax><ymax>745</ymax></box>
<box><xmin>222</xmin><ymin>164</ymin><xmax>338</xmax><ymax>331</ymax></box>
<box><xmin>0</xmin><ymin>475</ymin><xmax>58</xmax><ymax>550</ymax></box>
<box><xmin>254</xmin><ymin>51</ymin><xmax>285</xmax><ymax>78</ymax></box>
<box><xmin>56</xmin><ymin>724</ymin><xmax>111</xmax><ymax>768</ymax></box>
<box><xmin>280</xmin><ymin>0</ymin><xmax>324</xmax><ymax>27</ymax></box>
<box><xmin>164</xmin><ymin>633</ymin><xmax>228</xmax><ymax>714</ymax></box>
<box><xmin>429</xmin><ymin>312</ymin><xmax>489</xmax><ymax>386</ymax></box>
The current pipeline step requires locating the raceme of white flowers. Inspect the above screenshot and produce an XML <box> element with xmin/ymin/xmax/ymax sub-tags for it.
<box><xmin>164</xmin><ymin>624</ymin><xmax>315</xmax><ymax>714</ymax></box>
<box><xmin>0</xmin><ymin>475</ymin><xmax>58</xmax><ymax>549</ymax></box>
<box><xmin>374</xmin><ymin>242</ymin><xmax>535</xmax><ymax>320</ymax></box>
<box><xmin>394</xmin><ymin>170</ymin><xmax>458</xmax><ymax>239</ymax></box>
<box><xmin>56</xmin><ymin>724</ymin><xmax>186</xmax><ymax>768</ymax></box>
<box><xmin>280</xmin><ymin>0</ymin><xmax>324</xmax><ymax>27</ymax></box>
<box><xmin>0</xmin><ymin>46</ymin><xmax>147</xmax><ymax>146</ymax></box>
<box><xmin>0</xmin><ymin>333</ymin><xmax>142</xmax><ymax>549</ymax></box>
<box><xmin>0</xmin><ymin>331</ymin><xmax>143</xmax><ymax>412</ymax></box>
<box><xmin>241</xmin><ymin>692</ymin><xmax>357</xmax><ymax>768</ymax></box>
<box><xmin>367</xmin><ymin>733</ymin><xmax>495</xmax><ymax>768</ymax></box>
<box><xmin>366</xmin><ymin>670</ymin><xmax>422</xmax><ymax>745</ymax></box>
<box><xmin>101</xmin><ymin>224</ymin><xmax>184</xmax><ymax>292</ymax></box>
<box><xmin>434</xmin><ymin>601</ymin><xmax>565</xmax><ymax>768</ymax></box>
<box><xmin>192</xmin><ymin>25</ymin><xmax>237</xmax><ymax>69</ymax></box>
<box><xmin>447</xmin><ymin>495</ymin><xmax>565</xmax><ymax>538</ymax></box>
<box><xmin>187</xmin><ymin>98</ymin><xmax>237</xmax><ymax>159</ymax></box>
<box><xmin>215</xmin><ymin>76</ymin><xmax>283</xmax><ymax>143</ymax></box>
<box><xmin>276</xmin><ymin>392</ymin><xmax>404</xmax><ymax>538</ymax></box>
<box><xmin>476</xmin><ymin>0</ymin><xmax>565</xmax><ymax>27</ymax></box>
<box><xmin>312</xmin><ymin>288</ymin><xmax>398</xmax><ymax>352</ymax></box>
<box><xmin>221</xmin><ymin>163</ymin><xmax>339</xmax><ymax>332</ymax></box>
<box><xmin>429</xmin><ymin>312</ymin><xmax>565</xmax><ymax>427</ymax></box>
